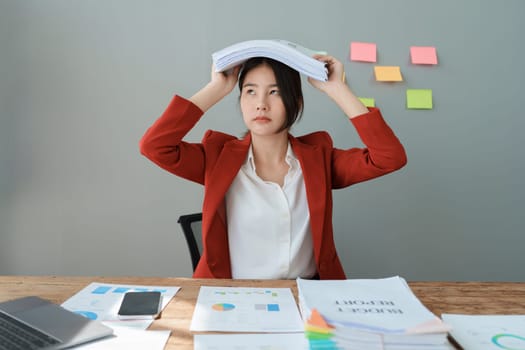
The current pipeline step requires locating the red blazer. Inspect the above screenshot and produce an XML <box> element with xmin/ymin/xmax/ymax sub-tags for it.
<box><xmin>140</xmin><ymin>95</ymin><xmax>407</xmax><ymax>279</ymax></box>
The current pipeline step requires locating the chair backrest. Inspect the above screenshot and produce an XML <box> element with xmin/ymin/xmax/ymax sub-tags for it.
<box><xmin>177</xmin><ymin>213</ymin><xmax>203</xmax><ymax>272</ymax></box>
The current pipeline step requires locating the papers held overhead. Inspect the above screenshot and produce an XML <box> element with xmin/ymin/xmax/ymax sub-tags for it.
<box><xmin>212</xmin><ymin>40</ymin><xmax>328</xmax><ymax>81</ymax></box>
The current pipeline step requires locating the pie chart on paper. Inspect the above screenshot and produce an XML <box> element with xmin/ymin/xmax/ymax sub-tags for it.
<box><xmin>212</xmin><ymin>303</ymin><xmax>235</xmax><ymax>311</ymax></box>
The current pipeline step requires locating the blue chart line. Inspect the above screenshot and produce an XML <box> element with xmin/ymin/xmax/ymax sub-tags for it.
<box><xmin>92</xmin><ymin>285</ymin><xmax>169</xmax><ymax>295</ymax></box>
<box><xmin>91</xmin><ymin>286</ymin><xmax>111</xmax><ymax>294</ymax></box>
<box><xmin>75</xmin><ymin>311</ymin><xmax>98</xmax><ymax>320</ymax></box>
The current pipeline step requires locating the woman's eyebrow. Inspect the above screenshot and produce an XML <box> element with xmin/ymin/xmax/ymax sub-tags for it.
<box><xmin>242</xmin><ymin>83</ymin><xmax>279</xmax><ymax>88</ymax></box>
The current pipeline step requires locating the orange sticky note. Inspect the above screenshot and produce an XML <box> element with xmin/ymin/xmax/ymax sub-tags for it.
<box><xmin>374</xmin><ymin>66</ymin><xmax>403</xmax><ymax>82</ymax></box>
<box><xmin>308</xmin><ymin>309</ymin><xmax>332</xmax><ymax>329</ymax></box>
<box><xmin>410</xmin><ymin>46</ymin><xmax>438</xmax><ymax>65</ymax></box>
<box><xmin>350</xmin><ymin>42</ymin><xmax>377</xmax><ymax>62</ymax></box>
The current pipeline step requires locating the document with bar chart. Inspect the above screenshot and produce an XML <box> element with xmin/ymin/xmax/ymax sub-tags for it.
<box><xmin>61</xmin><ymin>282</ymin><xmax>180</xmax><ymax>329</ymax></box>
<box><xmin>190</xmin><ymin>286</ymin><xmax>304</xmax><ymax>332</ymax></box>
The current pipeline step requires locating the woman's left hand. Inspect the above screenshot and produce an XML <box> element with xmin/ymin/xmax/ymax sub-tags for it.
<box><xmin>308</xmin><ymin>54</ymin><xmax>368</xmax><ymax>118</ymax></box>
<box><xmin>308</xmin><ymin>54</ymin><xmax>347</xmax><ymax>94</ymax></box>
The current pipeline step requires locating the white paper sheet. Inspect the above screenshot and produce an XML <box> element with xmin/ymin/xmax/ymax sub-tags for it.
<box><xmin>442</xmin><ymin>314</ymin><xmax>525</xmax><ymax>350</ymax></box>
<box><xmin>194</xmin><ymin>333</ymin><xmax>308</xmax><ymax>350</ymax></box>
<box><xmin>76</xmin><ymin>324</ymin><xmax>170</xmax><ymax>349</ymax></box>
<box><xmin>61</xmin><ymin>282</ymin><xmax>180</xmax><ymax>330</ymax></box>
<box><xmin>190</xmin><ymin>286</ymin><xmax>304</xmax><ymax>332</ymax></box>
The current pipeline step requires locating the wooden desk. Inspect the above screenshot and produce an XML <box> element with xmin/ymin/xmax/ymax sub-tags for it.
<box><xmin>1</xmin><ymin>276</ymin><xmax>524</xmax><ymax>349</ymax></box>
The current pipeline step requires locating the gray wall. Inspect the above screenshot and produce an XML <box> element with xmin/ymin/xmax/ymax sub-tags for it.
<box><xmin>1</xmin><ymin>0</ymin><xmax>524</xmax><ymax>281</ymax></box>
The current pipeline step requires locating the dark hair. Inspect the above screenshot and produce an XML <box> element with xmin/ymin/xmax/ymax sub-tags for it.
<box><xmin>238</xmin><ymin>57</ymin><xmax>304</xmax><ymax>131</ymax></box>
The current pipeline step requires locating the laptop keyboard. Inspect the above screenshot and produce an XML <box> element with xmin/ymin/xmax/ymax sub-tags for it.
<box><xmin>0</xmin><ymin>311</ymin><xmax>61</xmax><ymax>350</ymax></box>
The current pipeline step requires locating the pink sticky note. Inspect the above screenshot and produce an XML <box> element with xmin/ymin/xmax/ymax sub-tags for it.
<box><xmin>350</xmin><ymin>42</ymin><xmax>377</xmax><ymax>62</ymax></box>
<box><xmin>410</xmin><ymin>46</ymin><xmax>438</xmax><ymax>65</ymax></box>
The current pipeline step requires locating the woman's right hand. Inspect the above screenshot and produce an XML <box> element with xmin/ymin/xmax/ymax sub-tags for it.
<box><xmin>209</xmin><ymin>64</ymin><xmax>241</xmax><ymax>98</ymax></box>
<box><xmin>190</xmin><ymin>64</ymin><xmax>241</xmax><ymax>112</ymax></box>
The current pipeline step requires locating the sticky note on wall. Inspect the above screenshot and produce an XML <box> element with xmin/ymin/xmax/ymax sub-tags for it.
<box><xmin>406</xmin><ymin>89</ymin><xmax>433</xmax><ymax>109</ymax></box>
<box><xmin>358</xmin><ymin>97</ymin><xmax>376</xmax><ymax>107</ymax></box>
<box><xmin>374</xmin><ymin>66</ymin><xmax>403</xmax><ymax>82</ymax></box>
<box><xmin>410</xmin><ymin>46</ymin><xmax>438</xmax><ymax>65</ymax></box>
<box><xmin>350</xmin><ymin>42</ymin><xmax>377</xmax><ymax>62</ymax></box>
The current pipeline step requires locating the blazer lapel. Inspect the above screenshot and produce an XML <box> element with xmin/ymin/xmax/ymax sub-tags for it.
<box><xmin>203</xmin><ymin>135</ymin><xmax>251</xmax><ymax>228</ymax></box>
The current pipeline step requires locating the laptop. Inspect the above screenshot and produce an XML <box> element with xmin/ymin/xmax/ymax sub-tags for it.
<box><xmin>0</xmin><ymin>296</ymin><xmax>114</xmax><ymax>349</ymax></box>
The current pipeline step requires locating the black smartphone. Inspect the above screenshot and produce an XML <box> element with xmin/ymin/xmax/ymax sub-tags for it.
<box><xmin>117</xmin><ymin>291</ymin><xmax>162</xmax><ymax>320</ymax></box>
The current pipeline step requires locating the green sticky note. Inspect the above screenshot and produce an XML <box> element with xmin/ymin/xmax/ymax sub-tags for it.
<box><xmin>358</xmin><ymin>97</ymin><xmax>375</xmax><ymax>107</ymax></box>
<box><xmin>305</xmin><ymin>331</ymin><xmax>333</xmax><ymax>340</ymax></box>
<box><xmin>406</xmin><ymin>89</ymin><xmax>433</xmax><ymax>109</ymax></box>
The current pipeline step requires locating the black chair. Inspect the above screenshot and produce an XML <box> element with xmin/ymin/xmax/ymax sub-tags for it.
<box><xmin>177</xmin><ymin>213</ymin><xmax>203</xmax><ymax>272</ymax></box>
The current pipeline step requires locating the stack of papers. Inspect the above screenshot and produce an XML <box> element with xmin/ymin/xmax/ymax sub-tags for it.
<box><xmin>212</xmin><ymin>39</ymin><xmax>328</xmax><ymax>81</ymax></box>
<box><xmin>297</xmin><ymin>276</ymin><xmax>452</xmax><ymax>350</ymax></box>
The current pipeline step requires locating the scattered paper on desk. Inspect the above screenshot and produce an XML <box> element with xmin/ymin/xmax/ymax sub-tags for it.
<box><xmin>407</xmin><ymin>89</ymin><xmax>433</xmax><ymax>109</ymax></box>
<box><xmin>75</xmin><ymin>324</ymin><xmax>170</xmax><ymax>350</ymax></box>
<box><xmin>410</xmin><ymin>46</ymin><xmax>438</xmax><ymax>65</ymax></box>
<box><xmin>190</xmin><ymin>286</ymin><xmax>303</xmax><ymax>332</ymax></box>
<box><xmin>374</xmin><ymin>66</ymin><xmax>403</xmax><ymax>81</ymax></box>
<box><xmin>350</xmin><ymin>42</ymin><xmax>377</xmax><ymax>62</ymax></box>
<box><xmin>442</xmin><ymin>314</ymin><xmax>525</xmax><ymax>350</ymax></box>
<box><xmin>194</xmin><ymin>333</ymin><xmax>308</xmax><ymax>350</ymax></box>
<box><xmin>61</xmin><ymin>282</ymin><xmax>180</xmax><ymax>330</ymax></box>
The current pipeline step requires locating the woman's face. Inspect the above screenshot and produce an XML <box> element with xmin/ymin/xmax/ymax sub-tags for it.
<box><xmin>240</xmin><ymin>64</ymin><xmax>287</xmax><ymax>137</ymax></box>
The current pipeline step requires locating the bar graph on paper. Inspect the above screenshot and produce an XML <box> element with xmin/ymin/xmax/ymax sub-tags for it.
<box><xmin>60</xmin><ymin>282</ymin><xmax>180</xmax><ymax>323</ymax></box>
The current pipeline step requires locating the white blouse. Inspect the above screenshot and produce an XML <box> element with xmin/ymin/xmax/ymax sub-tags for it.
<box><xmin>225</xmin><ymin>143</ymin><xmax>317</xmax><ymax>279</ymax></box>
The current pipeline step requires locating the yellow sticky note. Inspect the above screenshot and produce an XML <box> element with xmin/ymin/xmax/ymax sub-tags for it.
<box><xmin>406</xmin><ymin>89</ymin><xmax>433</xmax><ymax>109</ymax></box>
<box><xmin>358</xmin><ymin>97</ymin><xmax>375</xmax><ymax>107</ymax></box>
<box><xmin>374</xmin><ymin>66</ymin><xmax>403</xmax><ymax>82</ymax></box>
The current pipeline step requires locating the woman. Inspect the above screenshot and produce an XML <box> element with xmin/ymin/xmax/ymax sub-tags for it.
<box><xmin>140</xmin><ymin>54</ymin><xmax>406</xmax><ymax>279</ymax></box>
